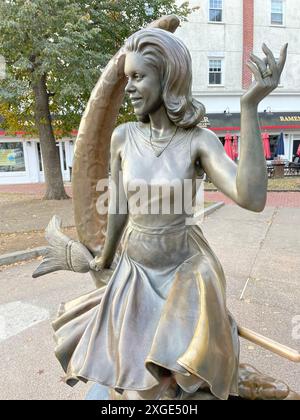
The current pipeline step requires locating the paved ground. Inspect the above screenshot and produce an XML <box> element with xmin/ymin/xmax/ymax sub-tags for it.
<box><xmin>0</xmin><ymin>194</ymin><xmax>74</xmax><ymax>234</ymax></box>
<box><xmin>1</xmin><ymin>183</ymin><xmax>300</xmax><ymax>254</ymax></box>
<box><xmin>1</xmin><ymin>182</ymin><xmax>300</xmax><ymax>206</ymax></box>
<box><xmin>204</xmin><ymin>205</ymin><xmax>300</xmax><ymax>392</ymax></box>
<box><xmin>0</xmin><ymin>183</ymin><xmax>72</xmax><ymax>196</ymax></box>
<box><xmin>0</xmin><ymin>192</ymin><xmax>76</xmax><ymax>254</ymax></box>
<box><xmin>0</xmin><ymin>204</ymin><xmax>299</xmax><ymax>400</ymax></box>
<box><xmin>206</xmin><ymin>191</ymin><xmax>300</xmax><ymax>208</ymax></box>
<box><xmin>0</xmin><ymin>261</ymin><xmax>89</xmax><ymax>400</ymax></box>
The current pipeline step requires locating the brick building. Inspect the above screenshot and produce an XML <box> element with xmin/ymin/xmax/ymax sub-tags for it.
<box><xmin>176</xmin><ymin>0</ymin><xmax>300</xmax><ymax>160</ymax></box>
<box><xmin>1</xmin><ymin>0</ymin><xmax>300</xmax><ymax>184</ymax></box>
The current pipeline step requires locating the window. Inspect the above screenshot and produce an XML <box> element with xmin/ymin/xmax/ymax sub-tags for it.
<box><xmin>61</xmin><ymin>142</ymin><xmax>67</xmax><ymax>171</ymax></box>
<box><xmin>209</xmin><ymin>59</ymin><xmax>222</xmax><ymax>85</ymax></box>
<box><xmin>37</xmin><ymin>142</ymin><xmax>43</xmax><ymax>171</ymax></box>
<box><xmin>0</xmin><ymin>142</ymin><xmax>26</xmax><ymax>172</ymax></box>
<box><xmin>271</xmin><ymin>0</ymin><xmax>283</xmax><ymax>25</ymax></box>
<box><xmin>209</xmin><ymin>0</ymin><xmax>223</xmax><ymax>22</ymax></box>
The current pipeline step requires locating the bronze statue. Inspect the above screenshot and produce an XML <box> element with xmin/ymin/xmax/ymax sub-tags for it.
<box><xmin>33</xmin><ymin>16</ymin><xmax>299</xmax><ymax>400</ymax></box>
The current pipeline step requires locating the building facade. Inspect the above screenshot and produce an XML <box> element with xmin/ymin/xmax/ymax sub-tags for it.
<box><xmin>176</xmin><ymin>0</ymin><xmax>300</xmax><ymax>160</ymax></box>
<box><xmin>1</xmin><ymin>0</ymin><xmax>299</xmax><ymax>185</ymax></box>
<box><xmin>0</xmin><ymin>134</ymin><xmax>74</xmax><ymax>184</ymax></box>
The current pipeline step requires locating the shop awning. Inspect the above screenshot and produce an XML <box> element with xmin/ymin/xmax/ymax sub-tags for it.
<box><xmin>200</xmin><ymin>112</ymin><xmax>300</xmax><ymax>132</ymax></box>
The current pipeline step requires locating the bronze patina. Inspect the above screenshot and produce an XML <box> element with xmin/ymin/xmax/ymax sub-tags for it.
<box><xmin>33</xmin><ymin>15</ymin><xmax>299</xmax><ymax>400</ymax></box>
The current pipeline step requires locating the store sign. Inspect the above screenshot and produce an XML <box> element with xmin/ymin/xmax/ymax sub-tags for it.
<box><xmin>205</xmin><ymin>112</ymin><xmax>300</xmax><ymax>131</ymax></box>
<box><xmin>279</xmin><ymin>115</ymin><xmax>300</xmax><ymax>122</ymax></box>
<box><xmin>259</xmin><ymin>112</ymin><xmax>300</xmax><ymax>127</ymax></box>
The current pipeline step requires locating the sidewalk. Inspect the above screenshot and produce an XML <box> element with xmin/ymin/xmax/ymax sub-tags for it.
<box><xmin>0</xmin><ymin>183</ymin><xmax>72</xmax><ymax>196</ymax></box>
<box><xmin>206</xmin><ymin>191</ymin><xmax>300</xmax><ymax>208</ymax></box>
<box><xmin>1</xmin><ymin>183</ymin><xmax>300</xmax><ymax>255</ymax></box>
<box><xmin>1</xmin><ymin>182</ymin><xmax>300</xmax><ymax>206</ymax></box>
<box><xmin>0</xmin><ymin>205</ymin><xmax>299</xmax><ymax>399</ymax></box>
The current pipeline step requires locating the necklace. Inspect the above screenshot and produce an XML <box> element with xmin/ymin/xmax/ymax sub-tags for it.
<box><xmin>149</xmin><ymin>122</ymin><xmax>178</xmax><ymax>158</ymax></box>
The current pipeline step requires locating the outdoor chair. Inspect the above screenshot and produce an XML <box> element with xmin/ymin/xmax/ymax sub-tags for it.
<box><xmin>267</xmin><ymin>165</ymin><xmax>274</xmax><ymax>178</ymax></box>
<box><xmin>287</xmin><ymin>157</ymin><xmax>300</xmax><ymax>176</ymax></box>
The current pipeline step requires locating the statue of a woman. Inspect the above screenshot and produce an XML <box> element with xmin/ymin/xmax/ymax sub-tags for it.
<box><xmin>35</xmin><ymin>17</ymin><xmax>296</xmax><ymax>400</ymax></box>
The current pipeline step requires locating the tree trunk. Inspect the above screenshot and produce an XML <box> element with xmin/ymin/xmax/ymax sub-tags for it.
<box><xmin>32</xmin><ymin>74</ymin><xmax>69</xmax><ymax>200</ymax></box>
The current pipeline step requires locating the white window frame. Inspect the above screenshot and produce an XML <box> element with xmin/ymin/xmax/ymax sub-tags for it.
<box><xmin>270</xmin><ymin>0</ymin><xmax>285</xmax><ymax>26</ymax></box>
<box><xmin>208</xmin><ymin>57</ymin><xmax>224</xmax><ymax>86</ymax></box>
<box><xmin>208</xmin><ymin>0</ymin><xmax>223</xmax><ymax>23</ymax></box>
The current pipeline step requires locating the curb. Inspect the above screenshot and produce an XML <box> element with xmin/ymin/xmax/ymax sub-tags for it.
<box><xmin>0</xmin><ymin>202</ymin><xmax>224</xmax><ymax>268</ymax></box>
<box><xmin>203</xmin><ymin>201</ymin><xmax>225</xmax><ymax>216</ymax></box>
<box><xmin>267</xmin><ymin>189</ymin><xmax>300</xmax><ymax>193</ymax></box>
<box><xmin>0</xmin><ymin>246</ymin><xmax>47</xmax><ymax>267</ymax></box>
<box><xmin>205</xmin><ymin>189</ymin><xmax>300</xmax><ymax>193</ymax></box>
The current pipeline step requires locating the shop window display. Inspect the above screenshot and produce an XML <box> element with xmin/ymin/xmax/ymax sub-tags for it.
<box><xmin>0</xmin><ymin>142</ymin><xmax>26</xmax><ymax>172</ymax></box>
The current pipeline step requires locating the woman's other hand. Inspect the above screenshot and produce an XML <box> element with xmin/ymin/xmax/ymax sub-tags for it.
<box><xmin>90</xmin><ymin>256</ymin><xmax>105</xmax><ymax>272</ymax></box>
<box><xmin>241</xmin><ymin>43</ymin><xmax>288</xmax><ymax>106</ymax></box>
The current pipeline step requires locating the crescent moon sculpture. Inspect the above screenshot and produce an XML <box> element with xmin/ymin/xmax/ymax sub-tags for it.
<box><xmin>32</xmin><ymin>15</ymin><xmax>180</xmax><ymax>287</ymax></box>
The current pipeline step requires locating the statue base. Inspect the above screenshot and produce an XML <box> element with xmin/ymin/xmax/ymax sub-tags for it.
<box><xmin>85</xmin><ymin>364</ymin><xmax>300</xmax><ymax>400</ymax></box>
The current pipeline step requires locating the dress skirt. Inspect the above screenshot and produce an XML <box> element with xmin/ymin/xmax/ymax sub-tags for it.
<box><xmin>52</xmin><ymin>221</ymin><xmax>239</xmax><ymax>400</ymax></box>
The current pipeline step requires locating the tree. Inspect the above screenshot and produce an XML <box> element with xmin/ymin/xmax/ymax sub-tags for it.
<box><xmin>0</xmin><ymin>0</ymin><xmax>189</xmax><ymax>200</ymax></box>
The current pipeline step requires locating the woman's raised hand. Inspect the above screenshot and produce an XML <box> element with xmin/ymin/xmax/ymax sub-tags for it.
<box><xmin>242</xmin><ymin>43</ymin><xmax>288</xmax><ymax>106</ymax></box>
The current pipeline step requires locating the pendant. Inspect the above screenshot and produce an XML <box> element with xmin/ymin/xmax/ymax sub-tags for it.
<box><xmin>149</xmin><ymin>124</ymin><xmax>178</xmax><ymax>158</ymax></box>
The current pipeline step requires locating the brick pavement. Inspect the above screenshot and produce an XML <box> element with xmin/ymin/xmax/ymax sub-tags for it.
<box><xmin>0</xmin><ymin>183</ymin><xmax>300</xmax><ymax>207</ymax></box>
<box><xmin>205</xmin><ymin>191</ymin><xmax>300</xmax><ymax>208</ymax></box>
<box><xmin>1</xmin><ymin>206</ymin><xmax>299</xmax><ymax>399</ymax></box>
<box><xmin>0</xmin><ymin>183</ymin><xmax>72</xmax><ymax>197</ymax></box>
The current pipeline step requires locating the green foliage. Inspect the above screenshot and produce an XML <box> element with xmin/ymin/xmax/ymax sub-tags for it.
<box><xmin>0</xmin><ymin>0</ymin><xmax>189</xmax><ymax>135</ymax></box>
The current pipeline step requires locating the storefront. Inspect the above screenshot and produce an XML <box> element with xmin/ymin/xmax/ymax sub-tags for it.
<box><xmin>1</xmin><ymin>112</ymin><xmax>300</xmax><ymax>185</ymax></box>
<box><xmin>0</xmin><ymin>134</ymin><xmax>75</xmax><ymax>185</ymax></box>
<box><xmin>201</xmin><ymin>111</ymin><xmax>300</xmax><ymax>162</ymax></box>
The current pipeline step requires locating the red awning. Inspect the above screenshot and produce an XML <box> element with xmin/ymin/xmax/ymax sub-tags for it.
<box><xmin>232</xmin><ymin>135</ymin><xmax>239</xmax><ymax>159</ymax></box>
<box><xmin>262</xmin><ymin>132</ymin><xmax>271</xmax><ymax>159</ymax></box>
<box><xmin>224</xmin><ymin>133</ymin><xmax>234</xmax><ymax>160</ymax></box>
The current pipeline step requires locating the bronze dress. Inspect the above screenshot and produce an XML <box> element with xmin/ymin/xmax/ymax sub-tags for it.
<box><xmin>53</xmin><ymin>122</ymin><xmax>239</xmax><ymax>400</ymax></box>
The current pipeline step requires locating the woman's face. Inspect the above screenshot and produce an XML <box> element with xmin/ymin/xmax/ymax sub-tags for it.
<box><xmin>124</xmin><ymin>52</ymin><xmax>163</xmax><ymax>120</ymax></box>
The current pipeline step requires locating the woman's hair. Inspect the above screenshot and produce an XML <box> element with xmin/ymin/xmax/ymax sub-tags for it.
<box><xmin>124</xmin><ymin>28</ymin><xmax>205</xmax><ymax>129</ymax></box>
